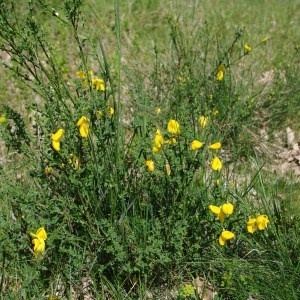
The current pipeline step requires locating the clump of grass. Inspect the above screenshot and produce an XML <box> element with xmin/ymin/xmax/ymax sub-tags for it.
<box><xmin>0</xmin><ymin>1</ymin><xmax>299</xmax><ymax>299</ymax></box>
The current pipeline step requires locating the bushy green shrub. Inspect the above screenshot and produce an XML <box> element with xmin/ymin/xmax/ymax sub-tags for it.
<box><xmin>0</xmin><ymin>1</ymin><xmax>298</xmax><ymax>299</ymax></box>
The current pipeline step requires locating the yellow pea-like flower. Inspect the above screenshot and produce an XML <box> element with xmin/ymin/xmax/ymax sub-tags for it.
<box><xmin>219</xmin><ymin>230</ymin><xmax>235</xmax><ymax>246</ymax></box>
<box><xmin>216</xmin><ymin>70</ymin><xmax>224</xmax><ymax>81</ymax></box>
<box><xmin>51</xmin><ymin>128</ymin><xmax>64</xmax><ymax>152</ymax></box>
<box><xmin>208</xmin><ymin>205</ymin><xmax>225</xmax><ymax>223</ymax></box>
<box><xmin>76</xmin><ymin>70</ymin><xmax>93</xmax><ymax>79</ymax></box>
<box><xmin>221</xmin><ymin>203</ymin><xmax>234</xmax><ymax>215</ymax></box>
<box><xmin>97</xmin><ymin>110</ymin><xmax>103</xmax><ymax>119</ymax></box>
<box><xmin>108</xmin><ymin>106</ymin><xmax>114</xmax><ymax>116</ymax></box>
<box><xmin>145</xmin><ymin>160</ymin><xmax>155</xmax><ymax>172</ymax></box>
<box><xmin>247</xmin><ymin>218</ymin><xmax>257</xmax><ymax>234</ymax></box>
<box><xmin>190</xmin><ymin>140</ymin><xmax>203</xmax><ymax>150</ymax></box>
<box><xmin>216</xmin><ymin>64</ymin><xmax>225</xmax><ymax>81</ymax></box>
<box><xmin>211</xmin><ymin>157</ymin><xmax>222</xmax><ymax>171</ymax></box>
<box><xmin>246</xmin><ymin>215</ymin><xmax>269</xmax><ymax>233</ymax></box>
<box><xmin>165</xmin><ymin>138</ymin><xmax>177</xmax><ymax>145</ymax></box>
<box><xmin>167</xmin><ymin>119</ymin><xmax>180</xmax><ymax>135</ymax></box>
<box><xmin>152</xmin><ymin>146</ymin><xmax>160</xmax><ymax>154</ymax></box>
<box><xmin>199</xmin><ymin>116</ymin><xmax>208</xmax><ymax>128</ymax></box>
<box><xmin>92</xmin><ymin>78</ymin><xmax>105</xmax><ymax>91</ymax></box>
<box><xmin>30</xmin><ymin>227</ymin><xmax>47</xmax><ymax>256</ymax></box>
<box><xmin>32</xmin><ymin>237</ymin><xmax>45</xmax><ymax>256</ymax></box>
<box><xmin>256</xmin><ymin>215</ymin><xmax>270</xmax><ymax>230</ymax></box>
<box><xmin>209</xmin><ymin>142</ymin><xmax>221</xmax><ymax>150</ymax></box>
<box><xmin>244</xmin><ymin>44</ymin><xmax>252</xmax><ymax>52</ymax></box>
<box><xmin>77</xmin><ymin>116</ymin><xmax>90</xmax><ymax>138</ymax></box>
<box><xmin>30</xmin><ymin>227</ymin><xmax>47</xmax><ymax>241</ymax></box>
<box><xmin>45</xmin><ymin>167</ymin><xmax>52</xmax><ymax>175</ymax></box>
<box><xmin>154</xmin><ymin>129</ymin><xmax>164</xmax><ymax>148</ymax></box>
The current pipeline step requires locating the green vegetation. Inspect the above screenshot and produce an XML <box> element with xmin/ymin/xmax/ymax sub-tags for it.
<box><xmin>0</xmin><ymin>0</ymin><xmax>299</xmax><ymax>299</ymax></box>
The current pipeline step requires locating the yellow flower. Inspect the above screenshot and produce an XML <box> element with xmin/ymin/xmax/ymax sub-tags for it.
<box><xmin>244</xmin><ymin>44</ymin><xmax>252</xmax><ymax>52</ymax></box>
<box><xmin>190</xmin><ymin>140</ymin><xmax>203</xmax><ymax>150</ymax></box>
<box><xmin>216</xmin><ymin>64</ymin><xmax>225</xmax><ymax>81</ymax></box>
<box><xmin>30</xmin><ymin>227</ymin><xmax>47</xmax><ymax>240</ymax></box>
<box><xmin>51</xmin><ymin>128</ymin><xmax>64</xmax><ymax>152</ymax></box>
<box><xmin>30</xmin><ymin>227</ymin><xmax>47</xmax><ymax>256</ymax></box>
<box><xmin>219</xmin><ymin>230</ymin><xmax>235</xmax><ymax>246</ymax></box>
<box><xmin>216</xmin><ymin>70</ymin><xmax>224</xmax><ymax>81</ymax></box>
<box><xmin>256</xmin><ymin>215</ymin><xmax>270</xmax><ymax>230</ymax></box>
<box><xmin>152</xmin><ymin>146</ymin><xmax>160</xmax><ymax>154</ymax></box>
<box><xmin>77</xmin><ymin>116</ymin><xmax>90</xmax><ymax>138</ymax></box>
<box><xmin>69</xmin><ymin>153</ymin><xmax>80</xmax><ymax>170</ymax></box>
<box><xmin>108</xmin><ymin>106</ymin><xmax>114</xmax><ymax>116</ymax></box>
<box><xmin>154</xmin><ymin>129</ymin><xmax>164</xmax><ymax>148</ymax></box>
<box><xmin>199</xmin><ymin>116</ymin><xmax>208</xmax><ymax>128</ymax></box>
<box><xmin>76</xmin><ymin>70</ymin><xmax>93</xmax><ymax>79</ymax></box>
<box><xmin>209</xmin><ymin>202</ymin><xmax>233</xmax><ymax>222</ymax></box>
<box><xmin>32</xmin><ymin>238</ymin><xmax>45</xmax><ymax>256</ymax></box>
<box><xmin>145</xmin><ymin>160</ymin><xmax>155</xmax><ymax>172</ymax></box>
<box><xmin>165</xmin><ymin>138</ymin><xmax>177</xmax><ymax>145</ymax></box>
<box><xmin>209</xmin><ymin>205</ymin><xmax>225</xmax><ymax>222</ymax></box>
<box><xmin>213</xmin><ymin>109</ymin><xmax>219</xmax><ymax>116</ymax></box>
<box><xmin>209</xmin><ymin>142</ymin><xmax>221</xmax><ymax>150</ymax></box>
<box><xmin>45</xmin><ymin>167</ymin><xmax>52</xmax><ymax>175</ymax></box>
<box><xmin>153</xmin><ymin>129</ymin><xmax>164</xmax><ymax>153</ymax></box>
<box><xmin>261</xmin><ymin>37</ymin><xmax>269</xmax><ymax>43</ymax></box>
<box><xmin>0</xmin><ymin>114</ymin><xmax>6</xmax><ymax>123</ymax></box>
<box><xmin>247</xmin><ymin>218</ymin><xmax>257</xmax><ymax>234</ymax></box>
<box><xmin>92</xmin><ymin>78</ymin><xmax>105</xmax><ymax>91</ymax></box>
<box><xmin>221</xmin><ymin>203</ymin><xmax>234</xmax><ymax>215</ymax></box>
<box><xmin>247</xmin><ymin>215</ymin><xmax>269</xmax><ymax>233</ymax></box>
<box><xmin>157</xmin><ymin>107</ymin><xmax>161</xmax><ymax>114</ymax></box>
<box><xmin>97</xmin><ymin>110</ymin><xmax>103</xmax><ymax>119</ymax></box>
<box><xmin>167</xmin><ymin>119</ymin><xmax>180</xmax><ymax>135</ymax></box>
<box><xmin>216</xmin><ymin>179</ymin><xmax>221</xmax><ymax>186</ymax></box>
<box><xmin>211</xmin><ymin>157</ymin><xmax>222</xmax><ymax>171</ymax></box>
